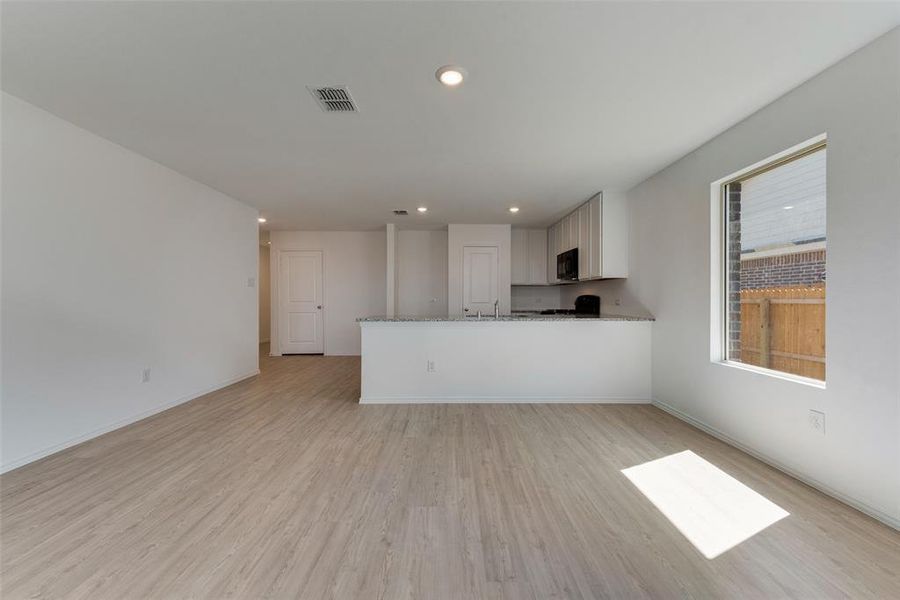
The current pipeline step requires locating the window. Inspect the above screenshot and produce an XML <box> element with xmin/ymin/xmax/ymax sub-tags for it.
<box><xmin>715</xmin><ymin>138</ymin><xmax>826</xmax><ymax>383</ymax></box>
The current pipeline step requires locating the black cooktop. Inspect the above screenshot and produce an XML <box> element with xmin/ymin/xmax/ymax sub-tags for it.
<box><xmin>539</xmin><ymin>309</ymin><xmax>599</xmax><ymax>317</ymax></box>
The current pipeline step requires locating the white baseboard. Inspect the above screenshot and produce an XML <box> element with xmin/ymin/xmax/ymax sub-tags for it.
<box><xmin>652</xmin><ymin>397</ymin><xmax>899</xmax><ymax>531</ymax></box>
<box><xmin>360</xmin><ymin>395</ymin><xmax>651</xmax><ymax>404</ymax></box>
<box><xmin>1</xmin><ymin>370</ymin><xmax>260</xmax><ymax>474</ymax></box>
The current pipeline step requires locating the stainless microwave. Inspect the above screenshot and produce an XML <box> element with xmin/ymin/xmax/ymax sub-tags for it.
<box><xmin>557</xmin><ymin>248</ymin><xmax>578</xmax><ymax>281</ymax></box>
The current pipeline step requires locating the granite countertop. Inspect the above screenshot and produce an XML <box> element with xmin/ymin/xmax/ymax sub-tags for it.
<box><xmin>357</xmin><ymin>313</ymin><xmax>654</xmax><ymax>322</ymax></box>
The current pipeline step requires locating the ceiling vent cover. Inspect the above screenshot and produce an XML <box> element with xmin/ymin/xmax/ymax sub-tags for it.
<box><xmin>310</xmin><ymin>86</ymin><xmax>357</xmax><ymax>112</ymax></box>
<box><xmin>393</xmin><ymin>209</ymin><xmax>409</xmax><ymax>216</ymax></box>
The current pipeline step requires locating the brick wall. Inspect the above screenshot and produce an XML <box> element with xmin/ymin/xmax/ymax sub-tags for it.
<box><xmin>726</xmin><ymin>183</ymin><xmax>742</xmax><ymax>359</ymax></box>
<box><xmin>740</xmin><ymin>248</ymin><xmax>826</xmax><ymax>289</ymax></box>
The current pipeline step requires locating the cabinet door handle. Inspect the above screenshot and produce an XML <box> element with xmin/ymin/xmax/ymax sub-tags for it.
<box><xmin>317</xmin><ymin>305</ymin><xmax>323</xmax><ymax>309</ymax></box>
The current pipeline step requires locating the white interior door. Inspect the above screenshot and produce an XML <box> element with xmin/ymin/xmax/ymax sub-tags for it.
<box><xmin>278</xmin><ymin>251</ymin><xmax>324</xmax><ymax>354</ymax></box>
<box><xmin>462</xmin><ymin>246</ymin><xmax>499</xmax><ymax>315</ymax></box>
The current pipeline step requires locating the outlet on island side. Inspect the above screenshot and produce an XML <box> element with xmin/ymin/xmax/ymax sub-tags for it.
<box><xmin>808</xmin><ymin>409</ymin><xmax>825</xmax><ymax>435</ymax></box>
<box><xmin>426</xmin><ymin>360</ymin><xmax>436</xmax><ymax>373</ymax></box>
<box><xmin>141</xmin><ymin>368</ymin><xmax>151</xmax><ymax>383</ymax></box>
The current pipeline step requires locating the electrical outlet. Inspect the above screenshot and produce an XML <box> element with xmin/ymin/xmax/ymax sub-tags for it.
<box><xmin>426</xmin><ymin>360</ymin><xmax>436</xmax><ymax>373</ymax></box>
<box><xmin>247</xmin><ymin>277</ymin><xmax>256</xmax><ymax>288</ymax></box>
<box><xmin>141</xmin><ymin>368</ymin><xmax>151</xmax><ymax>383</ymax></box>
<box><xmin>615</xmin><ymin>298</ymin><xmax>622</xmax><ymax>306</ymax></box>
<box><xmin>808</xmin><ymin>409</ymin><xmax>825</xmax><ymax>435</ymax></box>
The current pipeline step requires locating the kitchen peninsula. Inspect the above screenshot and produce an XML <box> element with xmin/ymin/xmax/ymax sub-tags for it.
<box><xmin>357</xmin><ymin>313</ymin><xmax>653</xmax><ymax>404</ymax></box>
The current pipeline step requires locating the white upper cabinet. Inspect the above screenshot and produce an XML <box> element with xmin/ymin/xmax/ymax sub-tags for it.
<box><xmin>526</xmin><ymin>229</ymin><xmax>548</xmax><ymax>284</ymax></box>
<box><xmin>543</xmin><ymin>192</ymin><xmax>628</xmax><ymax>282</ymax></box>
<box><xmin>547</xmin><ymin>224</ymin><xmax>558</xmax><ymax>283</ymax></box>
<box><xmin>599</xmin><ymin>191</ymin><xmax>629</xmax><ymax>278</ymax></box>
<box><xmin>564</xmin><ymin>211</ymin><xmax>578</xmax><ymax>251</ymax></box>
<box><xmin>560</xmin><ymin>215</ymin><xmax>567</xmax><ymax>250</ymax></box>
<box><xmin>511</xmin><ymin>228</ymin><xmax>549</xmax><ymax>285</ymax></box>
<box><xmin>577</xmin><ymin>202</ymin><xmax>591</xmax><ymax>280</ymax></box>
<box><xmin>523</xmin><ymin>192</ymin><xmax>627</xmax><ymax>287</ymax></box>
<box><xmin>588</xmin><ymin>194</ymin><xmax>603</xmax><ymax>278</ymax></box>
<box><xmin>511</xmin><ymin>228</ymin><xmax>528</xmax><ymax>285</ymax></box>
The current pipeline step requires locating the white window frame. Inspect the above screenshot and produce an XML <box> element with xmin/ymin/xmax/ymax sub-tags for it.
<box><xmin>709</xmin><ymin>133</ymin><xmax>827</xmax><ymax>389</ymax></box>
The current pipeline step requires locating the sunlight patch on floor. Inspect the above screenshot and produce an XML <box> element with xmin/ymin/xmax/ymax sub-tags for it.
<box><xmin>622</xmin><ymin>450</ymin><xmax>789</xmax><ymax>559</ymax></box>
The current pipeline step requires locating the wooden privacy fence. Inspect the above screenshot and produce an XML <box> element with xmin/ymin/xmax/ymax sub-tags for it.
<box><xmin>739</xmin><ymin>286</ymin><xmax>825</xmax><ymax>380</ymax></box>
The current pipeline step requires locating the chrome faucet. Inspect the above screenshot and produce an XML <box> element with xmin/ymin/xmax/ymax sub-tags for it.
<box><xmin>494</xmin><ymin>299</ymin><xmax>500</xmax><ymax>318</ymax></box>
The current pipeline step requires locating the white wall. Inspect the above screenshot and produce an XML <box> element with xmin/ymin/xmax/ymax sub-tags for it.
<box><xmin>397</xmin><ymin>229</ymin><xmax>448</xmax><ymax>316</ymax></box>
<box><xmin>259</xmin><ymin>244</ymin><xmax>271</xmax><ymax>343</ymax></box>
<box><xmin>1</xmin><ymin>93</ymin><xmax>259</xmax><ymax>472</ymax></box>
<box><xmin>511</xmin><ymin>286</ymin><xmax>561</xmax><ymax>311</ymax></box>
<box><xmin>447</xmin><ymin>224</ymin><xmax>511</xmax><ymax>316</ymax></box>
<box><xmin>385</xmin><ymin>224</ymin><xmax>397</xmax><ymax>318</ymax></box>
<box><xmin>619</xmin><ymin>29</ymin><xmax>900</xmax><ymax>526</ymax></box>
<box><xmin>269</xmin><ymin>231</ymin><xmax>385</xmax><ymax>356</ymax></box>
<box><xmin>360</xmin><ymin>320</ymin><xmax>651</xmax><ymax>403</ymax></box>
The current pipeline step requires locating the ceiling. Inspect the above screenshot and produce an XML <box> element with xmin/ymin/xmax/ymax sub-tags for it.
<box><xmin>3</xmin><ymin>2</ymin><xmax>898</xmax><ymax>231</ymax></box>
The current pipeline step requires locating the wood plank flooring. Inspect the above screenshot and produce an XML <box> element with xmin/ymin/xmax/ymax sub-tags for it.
<box><xmin>2</xmin><ymin>347</ymin><xmax>898</xmax><ymax>599</ymax></box>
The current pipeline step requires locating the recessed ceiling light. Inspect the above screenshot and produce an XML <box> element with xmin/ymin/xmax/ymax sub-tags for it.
<box><xmin>258</xmin><ymin>217</ymin><xmax>267</xmax><ymax>223</ymax></box>
<box><xmin>436</xmin><ymin>65</ymin><xmax>466</xmax><ymax>87</ymax></box>
<box><xmin>509</xmin><ymin>207</ymin><xmax>520</xmax><ymax>213</ymax></box>
<box><xmin>417</xmin><ymin>206</ymin><xmax>428</xmax><ymax>213</ymax></box>
<box><xmin>783</xmin><ymin>206</ymin><xmax>794</xmax><ymax>210</ymax></box>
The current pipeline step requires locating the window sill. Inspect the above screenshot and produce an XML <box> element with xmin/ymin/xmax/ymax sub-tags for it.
<box><xmin>714</xmin><ymin>360</ymin><xmax>827</xmax><ymax>389</ymax></box>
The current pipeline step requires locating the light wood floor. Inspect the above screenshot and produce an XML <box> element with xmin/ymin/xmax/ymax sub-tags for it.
<box><xmin>2</xmin><ymin>348</ymin><xmax>898</xmax><ymax>599</ymax></box>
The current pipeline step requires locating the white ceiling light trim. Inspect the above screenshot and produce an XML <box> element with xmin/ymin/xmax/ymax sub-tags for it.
<box><xmin>436</xmin><ymin>65</ymin><xmax>466</xmax><ymax>87</ymax></box>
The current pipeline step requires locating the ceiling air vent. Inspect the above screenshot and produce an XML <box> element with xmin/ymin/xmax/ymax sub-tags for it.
<box><xmin>393</xmin><ymin>210</ymin><xmax>409</xmax><ymax>216</ymax></box>
<box><xmin>310</xmin><ymin>86</ymin><xmax>357</xmax><ymax>112</ymax></box>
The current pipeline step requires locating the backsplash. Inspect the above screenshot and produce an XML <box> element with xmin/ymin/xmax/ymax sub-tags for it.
<box><xmin>511</xmin><ymin>286</ymin><xmax>562</xmax><ymax>311</ymax></box>
<box><xmin>512</xmin><ymin>280</ymin><xmax>652</xmax><ymax>317</ymax></box>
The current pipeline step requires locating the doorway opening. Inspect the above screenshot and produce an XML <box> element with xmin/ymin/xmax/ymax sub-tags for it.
<box><xmin>259</xmin><ymin>236</ymin><xmax>271</xmax><ymax>351</ymax></box>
